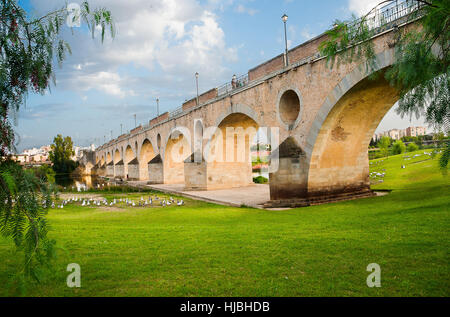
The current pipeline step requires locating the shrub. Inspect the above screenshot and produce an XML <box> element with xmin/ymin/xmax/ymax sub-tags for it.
<box><xmin>407</xmin><ymin>142</ymin><xmax>419</xmax><ymax>152</ymax></box>
<box><xmin>392</xmin><ymin>140</ymin><xmax>406</xmax><ymax>155</ymax></box>
<box><xmin>253</xmin><ymin>176</ymin><xmax>268</xmax><ymax>184</ymax></box>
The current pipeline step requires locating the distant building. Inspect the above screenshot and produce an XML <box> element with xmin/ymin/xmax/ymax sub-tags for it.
<box><xmin>406</xmin><ymin>126</ymin><xmax>427</xmax><ymax>137</ymax></box>
<box><xmin>73</xmin><ymin>144</ymin><xmax>96</xmax><ymax>161</ymax></box>
<box><xmin>388</xmin><ymin>129</ymin><xmax>401</xmax><ymax>140</ymax></box>
<box><xmin>374</xmin><ymin>126</ymin><xmax>427</xmax><ymax>141</ymax></box>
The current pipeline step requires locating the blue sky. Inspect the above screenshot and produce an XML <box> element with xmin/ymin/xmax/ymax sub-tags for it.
<box><xmin>15</xmin><ymin>0</ymin><xmax>425</xmax><ymax>152</ymax></box>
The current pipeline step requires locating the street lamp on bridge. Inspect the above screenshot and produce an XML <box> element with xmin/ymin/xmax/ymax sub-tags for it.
<box><xmin>195</xmin><ymin>72</ymin><xmax>199</xmax><ymax>106</ymax></box>
<box><xmin>282</xmin><ymin>13</ymin><xmax>289</xmax><ymax>67</ymax></box>
<box><xmin>156</xmin><ymin>98</ymin><xmax>160</xmax><ymax>116</ymax></box>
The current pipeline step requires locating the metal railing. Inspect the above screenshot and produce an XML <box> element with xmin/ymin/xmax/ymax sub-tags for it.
<box><xmin>169</xmin><ymin>107</ymin><xmax>184</xmax><ymax>119</ymax></box>
<box><xmin>217</xmin><ymin>73</ymin><xmax>249</xmax><ymax>97</ymax></box>
<box><xmin>349</xmin><ymin>0</ymin><xmax>422</xmax><ymax>37</ymax></box>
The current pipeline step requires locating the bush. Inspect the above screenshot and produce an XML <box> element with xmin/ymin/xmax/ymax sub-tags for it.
<box><xmin>392</xmin><ymin>140</ymin><xmax>406</xmax><ymax>155</ymax></box>
<box><xmin>407</xmin><ymin>142</ymin><xmax>419</xmax><ymax>152</ymax></box>
<box><xmin>30</xmin><ymin>164</ymin><xmax>56</xmax><ymax>184</ymax></box>
<box><xmin>253</xmin><ymin>176</ymin><xmax>268</xmax><ymax>184</ymax></box>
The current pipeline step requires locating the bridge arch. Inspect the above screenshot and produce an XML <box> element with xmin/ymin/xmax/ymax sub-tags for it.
<box><xmin>125</xmin><ymin>145</ymin><xmax>135</xmax><ymax>162</ymax></box>
<box><xmin>205</xmin><ymin>112</ymin><xmax>259</xmax><ymax>188</ymax></box>
<box><xmin>214</xmin><ymin>103</ymin><xmax>262</xmax><ymax>128</ymax></box>
<box><xmin>139</xmin><ymin>139</ymin><xmax>156</xmax><ymax>180</ymax></box>
<box><xmin>163</xmin><ymin>127</ymin><xmax>191</xmax><ymax>184</ymax></box>
<box><xmin>114</xmin><ymin>149</ymin><xmax>121</xmax><ymax>163</ymax></box>
<box><xmin>305</xmin><ymin>49</ymin><xmax>397</xmax><ymax>197</ymax></box>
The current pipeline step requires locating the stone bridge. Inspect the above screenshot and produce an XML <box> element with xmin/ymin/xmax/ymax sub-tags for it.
<box><xmin>94</xmin><ymin>1</ymin><xmax>421</xmax><ymax>206</ymax></box>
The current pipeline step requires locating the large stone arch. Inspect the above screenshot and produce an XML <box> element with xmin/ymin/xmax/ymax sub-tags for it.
<box><xmin>123</xmin><ymin>145</ymin><xmax>134</xmax><ymax>179</ymax></box>
<box><xmin>214</xmin><ymin>103</ymin><xmax>263</xmax><ymax>128</ymax></box>
<box><xmin>305</xmin><ymin>49</ymin><xmax>398</xmax><ymax>197</ymax></box>
<box><xmin>113</xmin><ymin>148</ymin><xmax>121</xmax><ymax>163</ymax></box>
<box><xmin>163</xmin><ymin>127</ymin><xmax>191</xmax><ymax>184</ymax></box>
<box><xmin>139</xmin><ymin>138</ymin><xmax>156</xmax><ymax>180</ymax></box>
<box><xmin>205</xmin><ymin>112</ymin><xmax>259</xmax><ymax>189</ymax></box>
<box><xmin>113</xmin><ymin>148</ymin><xmax>124</xmax><ymax>178</ymax></box>
<box><xmin>125</xmin><ymin>144</ymin><xmax>136</xmax><ymax>160</ymax></box>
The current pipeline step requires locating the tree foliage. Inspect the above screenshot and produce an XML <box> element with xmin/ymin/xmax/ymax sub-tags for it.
<box><xmin>407</xmin><ymin>142</ymin><xmax>420</xmax><ymax>152</ymax></box>
<box><xmin>319</xmin><ymin>0</ymin><xmax>449</xmax><ymax>171</ymax></box>
<box><xmin>0</xmin><ymin>0</ymin><xmax>114</xmax><ymax>283</ymax></box>
<box><xmin>393</xmin><ymin>139</ymin><xmax>407</xmax><ymax>154</ymax></box>
<box><xmin>1</xmin><ymin>0</ymin><xmax>115</xmax><ymax>154</ymax></box>
<box><xmin>0</xmin><ymin>159</ymin><xmax>56</xmax><ymax>282</ymax></box>
<box><xmin>378</xmin><ymin>136</ymin><xmax>392</xmax><ymax>157</ymax></box>
<box><xmin>49</xmin><ymin>134</ymin><xmax>76</xmax><ymax>174</ymax></box>
<box><xmin>30</xmin><ymin>164</ymin><xmax>56</xmax><ymax>184</ymax></box>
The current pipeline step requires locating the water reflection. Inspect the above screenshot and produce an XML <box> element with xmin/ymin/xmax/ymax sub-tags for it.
<box><xmin>55</xmin><ymin>175</ymin><xmax>108</xmax><ymax>190</ymax></box>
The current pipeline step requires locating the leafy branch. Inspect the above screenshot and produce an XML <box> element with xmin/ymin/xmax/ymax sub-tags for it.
<box><xmin>0</xmin><ymin>0</ymin><xmax>115</xmax><ymax>289</ymax></box>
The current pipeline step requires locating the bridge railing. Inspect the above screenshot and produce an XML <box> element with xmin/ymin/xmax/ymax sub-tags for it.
<box><xmin>169</xmin><ymin>107</ymin><xmax>184</xmax><ymax>119</ymax></box>
<box><xmin>217</xmin><ymin>73</ymin><xmax>249</xmax><ymax>97</ymax></box>
<box><xmin>349</xmin><ymin>0</ymin><xmax>422</xmax><ymax>38</ymax></box>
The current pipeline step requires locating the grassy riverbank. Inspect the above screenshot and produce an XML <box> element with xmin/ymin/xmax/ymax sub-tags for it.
<box><xmin>0</xmin><ymin>150</ymin><xmax>448</xmax><ymax>296</ymax></box>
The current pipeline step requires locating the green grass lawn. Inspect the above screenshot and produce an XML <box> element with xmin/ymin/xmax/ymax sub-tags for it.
<box><xmin>0</xmin><ymin>150</ymin><xmax>449</xmax><ymax>296</ymax></box>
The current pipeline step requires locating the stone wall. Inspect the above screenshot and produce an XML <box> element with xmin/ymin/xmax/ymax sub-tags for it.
<box><xmin>149</xmin><ymin>112</ymin><xmax>169</xmax><ymax>126</ymax></box>
<box><xmin>182</xmin><ymin>88</ymin><xmax>218</xmax><ymax>111</ymax></box>
<box><xmin>269</xmin><ymin>137</ymin><xmax>309</xmax><ymax>200</ymax></box>
<box><xmin>114</xmin><ymin>164</ymin><xmax>124</xmax><ymax>179</ymax></box>
<box><xmin>106</xmin><ymin>165</ymin><xmax>114</xmax><ymax>177</ymax></box>
<box><xmin>148</xmin><ymin>163</ymin><xmax>163</xmax><ymax>184</ymax></box>
<box><xmin>248</xmin><ymin>33</ymin><xmax>327</xmax><ymax>81</ymax></box>
<box><xmin>127</xmin><ymin>163</ymin><xmax>140</xmax><ymax>180</ymax></box>
<box><xmin>184</xmin><ymin>161</ymin><xmax>207</xmax><ymax>190</ymax></box>
<box><xmin>206</xmin><ymin>162</ymin><xmax>253</xmax><ymax>190</ymax></box>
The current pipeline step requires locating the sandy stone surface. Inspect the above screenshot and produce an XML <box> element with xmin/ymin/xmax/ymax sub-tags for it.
<box><xmin>144</xmin><ymin>183</ymin><xmax>270</xmax><ymax>208</ymax></box>
<box><xmin>59</xmin><ymin>193</ymin><xmax>106</xmax><ymax>200</ymax></box>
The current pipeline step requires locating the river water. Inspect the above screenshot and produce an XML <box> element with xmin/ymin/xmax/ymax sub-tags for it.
<box><xmin>55</xmin><ymin>175</ymin><xmax>109</xmax><ymax>190</ymax></box>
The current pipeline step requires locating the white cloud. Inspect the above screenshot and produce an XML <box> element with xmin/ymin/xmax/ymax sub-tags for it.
<box><xmin>67</xmin><ymin>71</ymin><xmax>134</xmax><ymax>98</ymax></box>
<box><xmin>235</xmin><ymin>4</ymin><xmax>258</xmax><ymax>16</ymax></box>
<box><xmin>30</xmin><ymin>0</ymin><xmax>238</xmax><ymax>98</ymax></box>
<box><xmin>348</xmin><ymin>0</ymin><xmax>382</xmax><ymax>16</ymax></box>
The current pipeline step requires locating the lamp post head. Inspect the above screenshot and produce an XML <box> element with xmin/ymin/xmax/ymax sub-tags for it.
<box><xmin>282</xmin><ymin>14</ymin><xmax>288</xmax><ymax>23</ymax></box>
<box><xmin>195</xmin><ymin>72</ymin><xmax>199</xmax><ymax>79</ymax></box>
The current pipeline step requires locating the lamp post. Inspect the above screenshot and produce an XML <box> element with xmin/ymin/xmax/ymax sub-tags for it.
<box><xmin>134</xmin><ymin>114</ymin><xmax>137</xmax><ymax>128</ymax></box>
<box><xmin>120</xmin><ymin>124</ymin><xmax>123</xmax><ymax>135</ymax></box>
<box><xmin>195</xmin><ymin>72</ymin><xmax>199</xmax><ymax>106</ymax></box>
<box><xmin>282</xmin><ymin>14</ymin><xmax>289</xmax><ymax>67</ymax></box>
<box><xmin>156</xmin><ymin>98</ymin><xmax>160</xmax><ymax>116</ymax></box>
